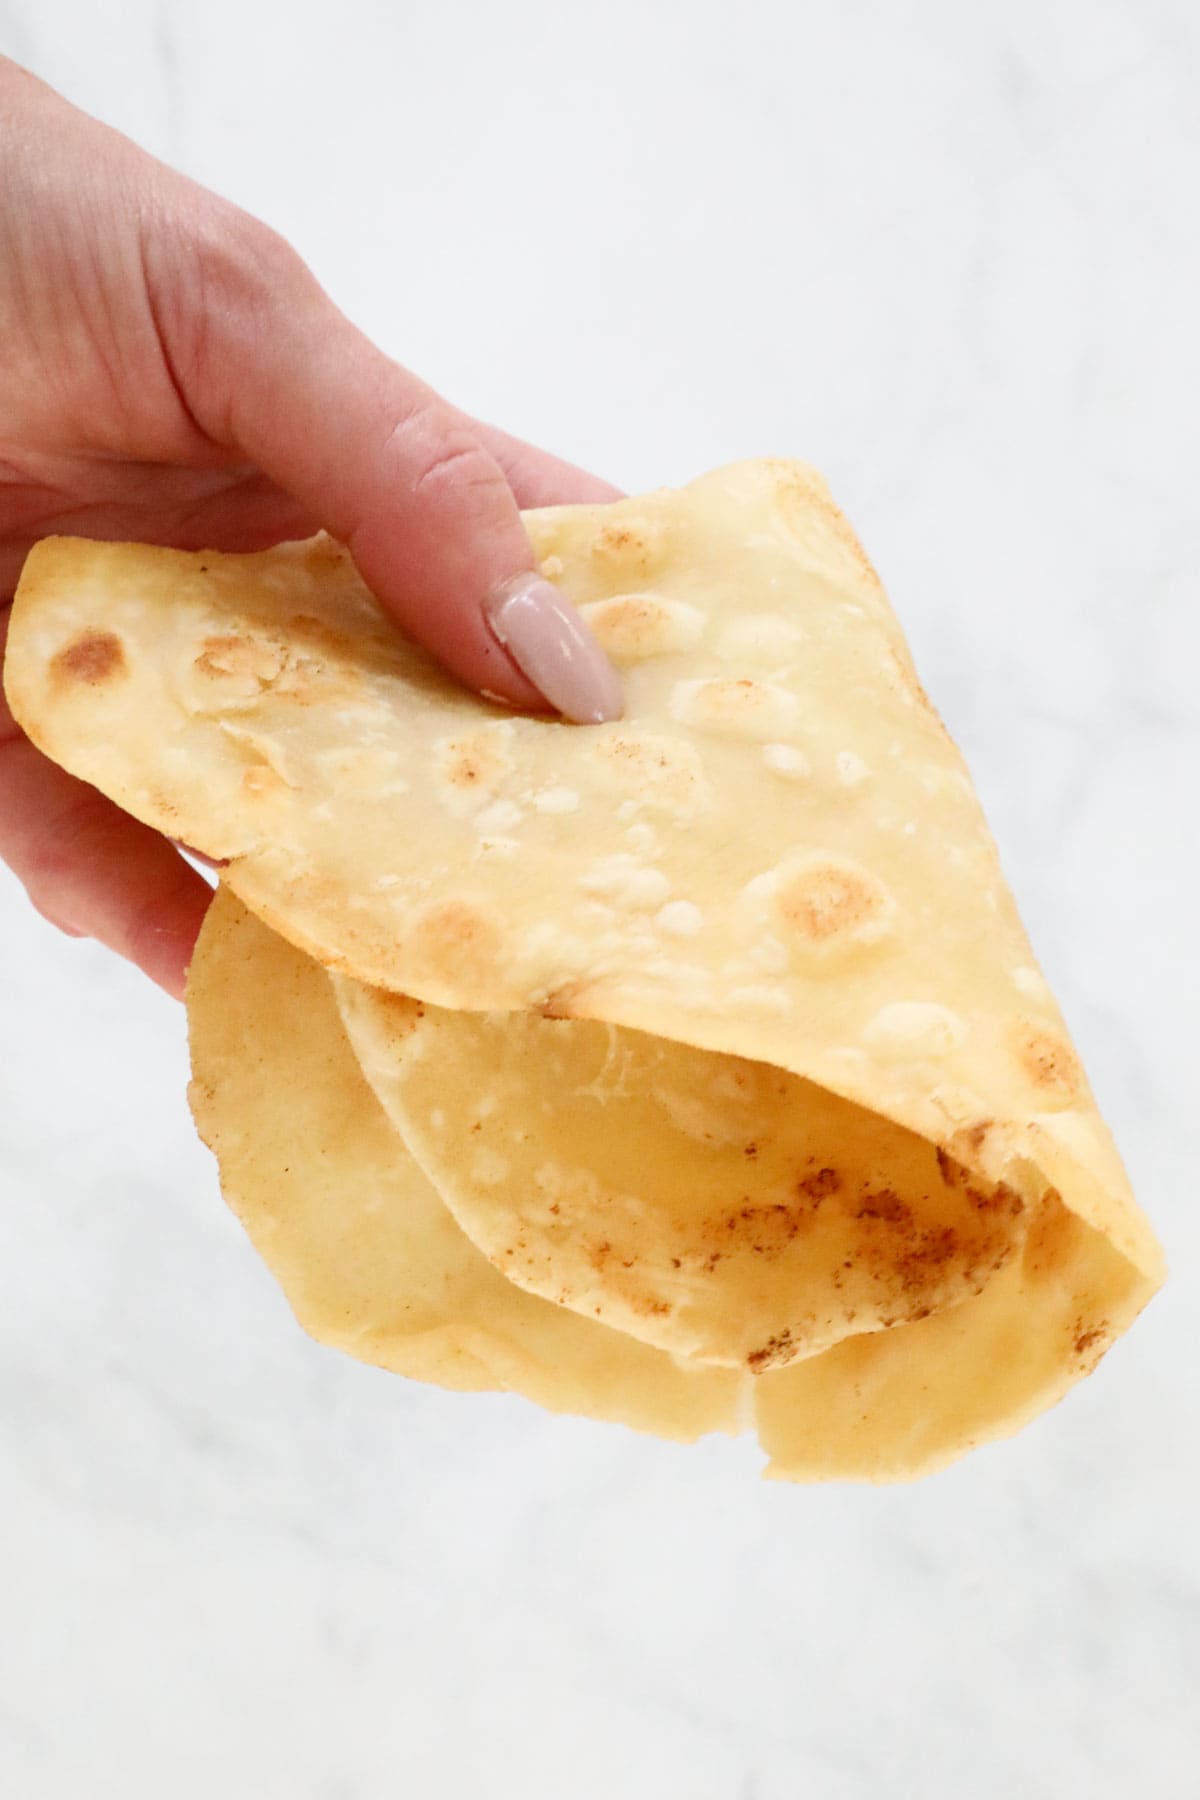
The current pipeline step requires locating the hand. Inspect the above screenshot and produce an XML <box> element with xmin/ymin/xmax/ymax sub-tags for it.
<box><xmin>0</xmin><ymin>58</ymin><xmax>622</xmax><ymax>999</ymax></box>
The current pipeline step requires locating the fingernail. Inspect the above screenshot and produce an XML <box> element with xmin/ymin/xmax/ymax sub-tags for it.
<box><xmin>484</xmin><ymin>575</ymin><xmax>623</xmax><ymax>724</ymax></box>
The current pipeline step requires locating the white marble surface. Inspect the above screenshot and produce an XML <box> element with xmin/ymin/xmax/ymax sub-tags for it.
<box><xmin>2</xmin><ymin>1</ymin><xmax>1199</xmax><ymax>1793</ymax></box>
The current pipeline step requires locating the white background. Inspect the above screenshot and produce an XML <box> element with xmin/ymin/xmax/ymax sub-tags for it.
<box><xmin>2</xmin><ymin>1</ymin><xmax>1198</xmax><ymax>1794</ymax></box>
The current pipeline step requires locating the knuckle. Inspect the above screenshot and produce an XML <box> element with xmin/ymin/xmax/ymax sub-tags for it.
<box><xmin>411</xmin><ymin>439</ymin><xmax>499</xmax><ymax>503</ymax></box>
<box><xmin>381</xmin><ymin>405</ymin><xmax>503</xmax><ymax>507</ymax></box>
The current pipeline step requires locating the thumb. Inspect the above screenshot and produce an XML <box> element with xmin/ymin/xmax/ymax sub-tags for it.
<box><xmin>171</xmin><ymin>217</ymin><xmax>622</xmax><ymax>724</ymax></box>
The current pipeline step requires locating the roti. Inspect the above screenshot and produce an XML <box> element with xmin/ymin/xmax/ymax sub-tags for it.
<box><xmin>187</xmin><ymin>887</ymin><xmax>744</xmax><ymax>1440</ymax></box>
<box><xmin>6</xmin><ymin>458</ymin><xmax>1164</xmax><ymax>1479</ymax></box>
<box><xmin>192</xmin><ymin>890</ymin><xmax>1146</xmax><ymax>1481</ymax></box>
<box><xmin>333</xmin><ymin>983</ymin><xmax>1033</xmax><ymax>1369</ymax></box>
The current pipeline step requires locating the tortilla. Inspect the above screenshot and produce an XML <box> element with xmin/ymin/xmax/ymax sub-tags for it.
<box><xmin>5</xmin><ymin>458</ymin><xmax>1163</xmax><ymax>1477</ymax></box>
<box><xmin>754</xmin><ymin>1191</ymin><xmax>1146</xmax><ymax>1479</ymax></box>
<box><xmin>190</xmin><ymin>893</ymin><xmax>1147</xmax><ymax>1480</ymax></box>
<box><xmin>333</xmin><ymin>985</ymin><xmax>1033</xmax><ymax>1369</ymax></box>
<box><xmin>187</xmin><ymin>886</ymin><xmax>744</xmax><ymax>1439</ymax></box>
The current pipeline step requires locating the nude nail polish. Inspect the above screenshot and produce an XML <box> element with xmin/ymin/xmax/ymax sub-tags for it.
<box><xmin>484</xmin><ymin>575</ymin><xmax>624</xmax><ymax>725</ymax></box>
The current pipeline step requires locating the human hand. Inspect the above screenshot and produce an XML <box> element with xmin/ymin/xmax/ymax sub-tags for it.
<box><xmin>0</xmin><ymin>57</ymin><xmax>622</xmax><ymax>999</ymax></box>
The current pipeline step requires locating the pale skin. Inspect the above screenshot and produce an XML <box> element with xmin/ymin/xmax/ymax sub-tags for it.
<box><xmin>0</xmin><ymin>58</ymin><xmax>622</xmax><ymax>999</ymax></box>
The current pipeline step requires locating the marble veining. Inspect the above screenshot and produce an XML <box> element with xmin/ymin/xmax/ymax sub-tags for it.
<box><xmin>1</xmin><ymin>0</ymin><xmax>1198</xmax><ymax>1794</ymax></box>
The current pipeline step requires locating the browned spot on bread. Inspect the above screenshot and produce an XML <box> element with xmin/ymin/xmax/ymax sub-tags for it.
<box><xmin>798</xmin><ymin>1166</ymin><xmax>841</xmax><ymax>1201</ymax></box>
<box><xmin>600</xmin><ymin>734</ymin><xmax>658</xmax><ymax>769</ymax></box>
<box><xmin>966</xmin><ymin>1180</ymin><xmax>1025</xmax><ymax>1218</ymax></box>
<box><xmin>628</xmin><ymin>1293</ymin><xmax>673</xmax><ymax>1319</ymax></box>
<box><xmin>1073</xmin><ymin>1319</ymin><xmax>1109</xmax><ymax>1359</ymax></box>
<box><xmin>747</xmin><ymin>1329</ymin><xmax>795</xmax><ymax>1372</ymax></box>
<box><xmin>856</xmin><ymin>1189</ymin><xmax>913</xmax><ymax>1226</ymax></box>
<box><xmin>776</xmin><ymin>859</ymin><xmax>892</xmax><ymax>946</ymax></box>
<box><xmin>1013</xmin><ymin>1024</ymin><xmax>1082</xmax><ymax>1101</ymax></box>
<box><xmin>855</xmin><ymin>1178</ymin><xmax>1016</xmax><ymax>1305</ymax></box>
<box><xmin>700</xmin><ymin>1197</ymin><xmax>817</xmax><ymax>1263</ymax></box>
<box><xmin>51</xmin><ymin>629</ymin><xmax>126</xmax><ymax>687</ymax></box>
<box><xmin>1070</xmin><ymin>1313</ymin><xmax>1113</xmax><ymax>1375</ymax></box>
<box><xmin>891</xmin><ymin>1226</ymin><xmax>961</xmax><ymax>1286</ymax></box>
<box><xmin>147</xmin><ymin>786</ymin><xmax>180</xmax><ymax>821</ymax></box>
<box><xmin>588</xmin><ymin>594</ymin><xmax>664</xmax><ymax>653</ymax></box>
<box><xmin>436</xmin><ymin>729</ymin><xmax>512</xmax><ymax>795</ymax></box>
<box><xmin>589</xmin><ymin>516</ymin><xmax>669</xmax><ymax>577</ymax></box>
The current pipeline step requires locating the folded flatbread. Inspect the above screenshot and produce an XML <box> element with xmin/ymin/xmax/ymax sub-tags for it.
<box><xmin>5</xmin><ymin>459</ymin><xmax>1162</xmax><ymax>1479</ymax></box>
<box><xmin>188</xmin><ymin>887</ymin><xmax>743</xmax><ymax>1439</ymax></box>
